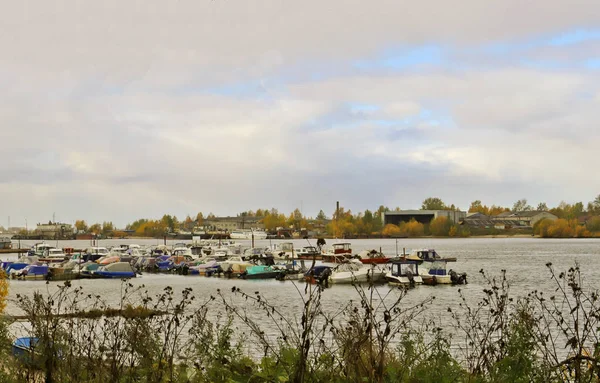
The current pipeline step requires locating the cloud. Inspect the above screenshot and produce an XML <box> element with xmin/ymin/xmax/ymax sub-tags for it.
<box><xmin>1</xmin><ymin>1</ymin><xmax>600</xmax><ymax>226</ymax></box>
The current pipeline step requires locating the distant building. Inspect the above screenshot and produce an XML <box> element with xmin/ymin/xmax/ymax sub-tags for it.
<box><xmin>203</xmin><ymin>216</ymin><xmax>265</xmax><ymax>232</ymax></box>
<box><xmin>383</xmin><ymin>210</ymin><xmax>466</xmax><ymax>226</ymax></box>
<box><xmin>463</xmin><ymin>211</ymin><xmax>558</xmax><ymax>229</ymax></box>
<box><xmin>499</xmin><ymin>211</ymin><xmax>558</xmax><ymax>227</ymax></box>
<box><xmin>35</xmin><ymin>222</ymin><xmax>74</xmax><ymax>240</ymax></box>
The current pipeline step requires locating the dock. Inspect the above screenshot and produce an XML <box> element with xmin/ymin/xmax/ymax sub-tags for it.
<box><xmin>0</xmin><ymin>248</ymin><xmax>28</xmax><ymax>254</ymax></box>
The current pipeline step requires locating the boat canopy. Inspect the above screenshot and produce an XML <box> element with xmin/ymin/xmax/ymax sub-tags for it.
<box><xmin>391</xmin><ymin>261</ymin><xmax>419</xmax><ymax>276</ymax></box>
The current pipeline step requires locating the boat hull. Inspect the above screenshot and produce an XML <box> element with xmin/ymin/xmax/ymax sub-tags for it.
<box><xmin>92</xmin><ymin>271</ymin><xmax>136</xmax><ymax>279</ymax></box>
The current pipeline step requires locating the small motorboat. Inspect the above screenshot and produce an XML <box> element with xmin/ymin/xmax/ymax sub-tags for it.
<box><xmin>83</xmin><ymin>247</ymin><xmax>110</xmax><ymax>262</ymax></box>
<box><xmin>92</xmin><ymin>262</ymin><xmax>136</xmax><ymax>279</ymax></box>
<box><xmin>78</xmin><ymin>262</ymin><xmax>101</xmax><ymax>278</ymax></box>
<box><xmin>12</xmin><ymin>337</ymin><xmax>39</xmax><ymax>360</ymax></box>
<box><xmin>386</xmin><ymin>260</ymin><xmax>423</xmax><ymax>287</ymax></box>
<box><xmin>328</xmin><ymin>260</ymin><xmax>385</xmax><ymax>284</ymax></box>
<box><xmin>97</xmin><ymin>255</ymin><xmax>121</xmax><ymax>265</ymax></box>
<box><xmin>321</xmin><ymin>243</ymin><xmax>352</xmax><ymax>263</ymax></box>
<box><xmin>410</xmin><ymin>248</ymin><xmax>457</xmax><ymax>262</ymax></box>
<box><xmin>39</xmin><ymin>248</ymin><xmax>69</xmax><ymax>263</ymax></box>
<box><xmin>5</xmin><ymin>256</ymin><xmax>40</xmax><ymax>274</ymax></box>
<box><xmin>11</xmin><ymin>264</ymin><xmax>49</xmax><ymax>280</ymax></box>
<box><xmin>240</xmin><ymin>265</ymin><xmax>281</xmax><ymax>280</ymax></box>
<box><xmin>295</xmin><ymin>246</ymin><xmax>322</xmax><ymax>260</ymax></box>
<box><xmin>358</xmin><ymin>249</ymin><xmax>391</xmax><ymax>265</ymax></box>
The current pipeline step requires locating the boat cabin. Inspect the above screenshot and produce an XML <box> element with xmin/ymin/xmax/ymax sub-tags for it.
<box><xmin>390</xmin><ymin>260</ymin><xmax>420</xmax><ymax>277</ymax></box>
<box><xmin>331</xmin><ymin>243</ymin><xmax>352</xmax><ymax>254</ymax></box>
<box><xmin>414</xmin><ymin>249</ymin><xmax>440</xmax><ymax>261</ymax></box>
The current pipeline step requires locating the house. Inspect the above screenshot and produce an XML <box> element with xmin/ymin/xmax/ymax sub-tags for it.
<box><xmin>492</xmin><ymin>211</ymin><xmax>558</xmax><ymax>228</ymax></box>
<box><xmin>501</xmin><ymin>211</ymin><xmax>558</xmax><ymax>227</ymax></box>
<box><xmin>462</xmin><ymin>213</ymin><xmax>523</xmax><ymax>229</ymax></box>
<box><xmin>203</xmin><ymin>216</ymin><xmax>265</xmax><ymax>232</ymax></box>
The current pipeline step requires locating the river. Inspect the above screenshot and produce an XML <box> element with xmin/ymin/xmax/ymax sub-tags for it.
<box><xmin>3</xmin><ymin>237</ymin><xmax>600</xmax><ymax>360</ymax></box>
<box><xmin>3</xmin><ymin>237</ymin><xmax>600</xmax><ymax>315</ymax></box>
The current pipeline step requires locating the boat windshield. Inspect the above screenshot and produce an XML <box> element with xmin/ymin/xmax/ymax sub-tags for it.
<box><xmin>394</xmin><ymin>263</ymin><xmax>418</xmax><ymax>276</ymax></box>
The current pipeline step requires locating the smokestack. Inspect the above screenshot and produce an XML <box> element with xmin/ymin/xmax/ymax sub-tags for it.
<box><xmin>336</xmin><ymin>201</ymin><xmax>339</xmax><ymax>220</ymax></box>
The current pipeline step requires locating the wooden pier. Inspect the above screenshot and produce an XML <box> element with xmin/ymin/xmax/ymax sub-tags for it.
<box><xmin>0</xmin><ymin>248</ymin><xmax>28</xmax><ymax>254</ymax></box>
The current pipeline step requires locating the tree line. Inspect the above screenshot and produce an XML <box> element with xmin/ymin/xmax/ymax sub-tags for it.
<box><xmin>69</xmin><ymin>194</ymin><xmax>600</xmax><ymax>238</ymax></box>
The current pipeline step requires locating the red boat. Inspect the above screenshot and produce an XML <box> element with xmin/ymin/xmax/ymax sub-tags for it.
<box><xmin>358</xmin><ymin>249</ymin><xmax>391</xmax><ymax>265</ymax></box>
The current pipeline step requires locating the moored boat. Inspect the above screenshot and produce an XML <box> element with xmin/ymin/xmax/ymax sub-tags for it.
<box><xmin>296</xmin><ymin>246</ymin><xmax>321</xmax><ymax>260</ymax></box>
<box><xmin>358</xmin><ymin>249</ymin><xmax>391</xmax><ymax>265</ymax></box>
<box><xmin>321</xmin><ymin>243</ymin><xmax>352</xmax><ymax>263</ymax></box>
<box><xmin>385</xmin><ymin>260</ymin><xmax>423</xmax><ymax>286</ymax></box>
<box><xmin>11</xmin><ymin>264</ymin><xmax>49</xmax><ymax>280</ymax></box>
<box><xmin>240</xmin><ymin>265</ymin><xmax>281</xmax><ymax>279</ymax></box>
<box><xmin>92</xmin><ymin>262</ymin><xmax>136</xmax><ymax>279</ymax></box>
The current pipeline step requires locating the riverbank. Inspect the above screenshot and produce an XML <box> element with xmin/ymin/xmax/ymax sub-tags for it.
<box><xmin>2</xmin><ymin>262</ymin><xmax>598</xmax><ymax>383</ymax></box>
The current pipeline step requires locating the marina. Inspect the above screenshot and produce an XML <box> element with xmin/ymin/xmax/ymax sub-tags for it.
<box><xmin>1</xmin><ymin>237</ymin><xmax>599</xmax><ymax>315</ymax></box>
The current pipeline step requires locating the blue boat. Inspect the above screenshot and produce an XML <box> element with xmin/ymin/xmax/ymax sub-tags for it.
<box><xmin>11</xmin><ymin>265</ymin><xmax>49</xmax><ymax>280</ymax></box>
<box><xmin>92</xmin><ymin>262</ymin><xmax>136</xmax><ymax>279</ymax></box>
<box><xmin>12</xmin><ymin>337</ymin><xmax>41</xmax><ymax>365</ymax></box>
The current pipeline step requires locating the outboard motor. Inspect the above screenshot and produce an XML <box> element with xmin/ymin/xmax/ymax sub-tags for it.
<box><xmin>317</xmin><ymin>267</ymin><xmax>331</xmax><ymax>288</ymax></box>
<box><xmin>405</xmin><ymin>270</ymin><xmax>415</xmax><ymax>288</ymax></box>
<box><xmin>450</xmin><ymin>270</ymin><xmax>468</xmax><ymax>285</ymax></box>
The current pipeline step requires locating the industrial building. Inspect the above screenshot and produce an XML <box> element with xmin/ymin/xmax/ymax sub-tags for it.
<box><xmin>383</xmin><ymin>210</ymin><xmax>466</xmax><ymax>226</ymax></box>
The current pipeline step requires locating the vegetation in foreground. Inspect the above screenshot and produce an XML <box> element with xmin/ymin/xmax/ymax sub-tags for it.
<box><xmin>1</xmin><ymin>264</ymin><xmax>600</xmax><ymax>382</ymax></box>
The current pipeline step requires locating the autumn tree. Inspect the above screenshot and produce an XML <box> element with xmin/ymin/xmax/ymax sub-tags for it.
<box><xmin>382</xmin><ymin>224</ymin><xmax>402</xmax><ymax>237</ymax></box>
<box><xmin>316</xmin><ymin>210</ymin><xmax>327</xmax><ymax>221</ymax></box>
<box><xmin>74</xmin><ymin>220</ymin><xmax>88</xmax><ymax>232</ymax></box>
<box><xmin>195</xmin><ymin>212</ymin><xmax>204</xmax><ymax>226</ymax></box>
<box><xmin>587</xmin><ymin>194</ymin><xmax>600</xmax><ymax>215</ymax></box>
<box><xmin>421</xmin><ymin>197</ymin><xmax>446</xmax><ymax>210</ymax></box>
<box><xmin>512</xmin><ymin>199</ymin><xmax>532</xmax><ymax>212</ymax></box>
<box><xmin>101</xmin><ymin>221</ymin><xmax>114</xmax><ymax>236</ymax></box>
<box><xmin>586</xmin><ymin>216</ymin><xmax>600</xmax><ymax>232</ymax></box>
<box><xmin>402</xmin><ymin>219</ymin><xmax>425</xmax><ymax>237</ymax></box>
<box><xmin>536</xmin><ymin>202</ymin><xmax>548</xmax><ymax>211</ymax></box>
<box><xmin>0</xmin><ymin>269</ymin><xmax>7</xmax><ymax>313</ymax></box>
<box><xmin>89</xmin><ymin>223</ymin><xmax>101</xmax><ymax>234</ymax></box>
<box><xmin>430</xmin><ymin>216</ymin><xmax>452</xmax><ymax>236</ymax></box>
<box><xmin>361</xmin><ymin>209</ymin><xmax>376</xmax><ymax>236</ymax></box>
<box><xmin>183</xmin><ymin>215</ymin><xmax>194</xmax><ymax>230</ymax></box>
<box><xmin>468</xmin><ymin>200</ymin><xmax>484</xmax><ymax>213</ymax></box>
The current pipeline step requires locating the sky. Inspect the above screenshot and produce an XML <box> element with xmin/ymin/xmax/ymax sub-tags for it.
<box><xmin>1</xmin><ymin>1</ymin><xmax>600</xmax><ymax>228</ymax></box>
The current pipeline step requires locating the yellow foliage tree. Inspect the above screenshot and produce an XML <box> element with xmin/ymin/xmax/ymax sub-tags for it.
<box><xmin>430</xmin><ymin>216</ymin><xmax>451</xmax><ymax>236</ymax></box>
<box><xmin>382</xmin><ymin>224</ymin><xmax>402</xmax><ymax>237</ymax></box>
<box><xmin>448</xmin><ymin>226</ymin><xmax>457</xmax><ymax>237</ymax></box>
<box><xmin>402</xmin><ymin>219</ymin><xmax>425</xmax><ymax>237</ymax></box>
<box><xmin>0</xmin><ymin>270</ymin><xmax>8</xmax><ymax>313</ymax></box>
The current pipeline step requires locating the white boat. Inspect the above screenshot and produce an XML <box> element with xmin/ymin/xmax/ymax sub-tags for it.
<box><xmin>172</xmin><ymin>246</ymin><xmax>194</xmax><ymax>258</ymax></box>
<box><xmin>41</xmin><ymin>248</ymin><xmax>68</xmax><ymax>262</ymax></box>
<box><xmin>30</xmin><ymin>243</ymin><xmax>54</xmax><ymax>257</ymax></box>
<box><xmin>385</xmin><ymin>260</ymin><xmax>423</xmax><ymax>286</ymax></box>
<box><xmin>296</xmin><ymin>246</ymin><xmax>320</xmax><ymax>259</ymax></box>
<box><xmin>419</xmin><ymin>260</ymin><xmax>452</xmax><ymax>285</ymax></box>
<box><xmin>322</xmin><ymin>243</ymin><xmax>352</xmax><ymax>263</ymax></box>
<box><xmin>270</xmin><ymin>242</ymin><xmax>295</xmax><ymax>260</ymax></box>
<box><xmin>218</xmin><ymin>256</ymin><xmax>253</xmax><ymax>275</ymax></box>
<box><xmin>229</xmin><ymin>229</ymin><xmax>268</xmax><ymax>240</ymax></box>
<box><xmin>408</xmin><ymin>248</ymin><xmax>457</xmax><ymax>262</ymax></box>
<box><xmin>328</xmin><ymin>260</ymin><xmax>385</xmax><ymax>284</ymax></box>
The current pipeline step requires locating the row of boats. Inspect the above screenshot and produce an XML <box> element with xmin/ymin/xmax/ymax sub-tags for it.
<box><xmin>2</xmin><ymin>241</ymin><xmax>467</xmax><ymax>287</ymax></box>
